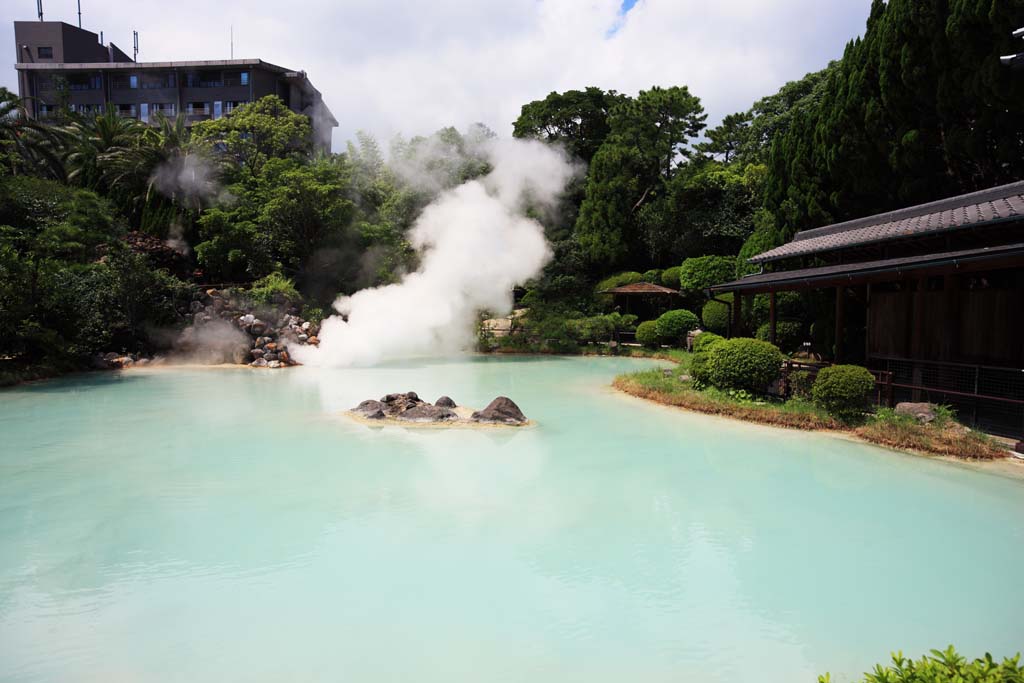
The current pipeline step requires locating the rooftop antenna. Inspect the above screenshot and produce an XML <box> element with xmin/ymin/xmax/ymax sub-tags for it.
<box><xmin>77</xmin><ymin>0</ymin><xmax>82</xmax><ymax>27</ymax></box>
<box><xmin>37</xmin><ymin>0</ymin><xmax>43</xmax><ymax>21</ymax></box>
<box><xmin>133</xmin><ymin>30</ymin><xmax>138</xmax><ymax>61</ymax></box>
<box><xmin>100</xmin><ymin>30</ymin><xmax>103</xmax><ymax>44</ymax></box>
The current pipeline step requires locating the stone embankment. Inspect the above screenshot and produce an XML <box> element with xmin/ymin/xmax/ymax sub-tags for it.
<box><xmin>351</xmin><ymin>392</ymin><xmax>529</xmax><ymax>426</ymax></box>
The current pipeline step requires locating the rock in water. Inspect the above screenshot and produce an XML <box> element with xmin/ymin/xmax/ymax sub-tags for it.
<box><xmin>379</xmin><ymin>392</ymin><xmax>424</xmax><ymax>416</ymax></box>
<box><xmin>435</xmin><ymin>396</ymin><xmax>457</xmax><ymax>408</ymax></box>
<box><xmin>352</xmin><ymin>399</ymin><xmax>385</xmax><ymax>417</ymax></box>
<box><xmin>396</xmin><ymin>404</ymin><xmax>458</xmax><ymax>423</ymax></box>
<box><xmin>471</xmin><ymin>397</ymin><xmax>528</xmax><ymax>425</ymax></box>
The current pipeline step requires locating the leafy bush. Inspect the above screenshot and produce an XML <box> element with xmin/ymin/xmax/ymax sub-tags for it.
<box><xmin>788</xmin><ymin>369</ymin><xmax>815</xmax><ymax>399</ymax></box>
<box><xmin>635</xmin><ymin>320</ymin><xmax>660</xmax><ymax>347</ymax></box>
<box><xmin>755</xmin><ymin>320</ymin><xmax>805</xmax><ymax>351</ymax></box>
<box><xmin>811</xmin><ymin>364</ymin><xmax>875</xmax><ymax>421</ymax></box>
<box><xmin>818</xmin><ymin>646</ymin><xmax>1023</xmax><ymax>683</ymax></box>
<box><xmin>566</xmin><ymin>312</ymin><xmax>638</xmax><ymax>343</ymax></box>
<box><xmin>701</xmin><ymin>293</ymin><xmax>732</xmax><ymax>334</ymax></box>
<box><xmin>678</xmin><ymin>255</ymin><xmax>735</xmax><ymax>293</ymax></box>
<box><xmin>249</xmin><ymin>271</ymin><xmax>301</xmax><ymax>305</ymax></box>
<box><xmin>706</xmin><ymin>337</ymin><xmax>783</xmax><ymax>392</ymax></box>
<box><xmin>642</xmin><ymin>269</ymin><xmax>663</xmax><ymax>284</ymax></box>
<box><xmin>691</xmin><ymin>331</ymin><xmax>724</xmax><ymax>353</ymax></box>
<box><xmin>689</xmin><ymin>352</ymin><xmax>713</xmax><ymax>388</ymax></box>
<box><xmin>654</xmin><ymin>309</ymin><xmax>699</xmax><ymax>345</ymax></box>
<box><xmin>661</xmin><ymin>266</ymin><xmax>682</xmax><ymax>289</ymax></box>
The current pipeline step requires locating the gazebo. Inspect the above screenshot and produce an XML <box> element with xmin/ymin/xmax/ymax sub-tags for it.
<box><xmin>598</xmin><ymin>282</ymin><xmax>681</xmax><ymax>318</ymax></box>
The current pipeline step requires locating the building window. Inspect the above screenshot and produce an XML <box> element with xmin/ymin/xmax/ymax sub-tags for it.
<box><xmin>224</xmin><ymin>100</ymin><xmax>248</xmax><ymax>114</ymax></box>
<box><xmin>213</xmin><ymin>101</ymin><xmax>223</xmax><ymax>119</ymax></box>
<box><xmin>141</xmin><ymin>72</ymin><xmax>176</xmax><ymax>89</ymax></box>
<box><xmin>129</xmin><ymin>75</ymin><xmax>138</xmax><ymax>89</ymax></box>
<box><xmin>38</xmin><ymin>103</ymin><xmax>57</xmax><ymax>118</ymax></box>
<box><xmin>37</xmin><ymin>46</ymin><xmax>53</xmax><ymax>59</ymax></box>
<box><xmin>140</xmin><ymin>103</ymin><xmax>149</xmax><ymax>121</ymax></box>
<box><xmin>240</xmin><ymin>71</ymin><xmax>249</xmax><ymax>86</ymax></box>
<box><xmin>186</xmin><ymin>102</ymin><xmax>209</xmax><ymax>116</ymax></box>
<box><xmin>152</xmin><ymin>103</ymin><xmax>176</xmax><ymax>116</ymax></box>
<box><xmin>117</xmin><ymin>103</ymin><xmax>137</xmax><ymax>118</ymax></box>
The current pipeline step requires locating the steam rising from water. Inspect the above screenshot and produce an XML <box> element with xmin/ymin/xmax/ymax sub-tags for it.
<box><xmin>292</xmin><ymin>138</ymin><xmax>578</xmax><ymax>367</ymax></box>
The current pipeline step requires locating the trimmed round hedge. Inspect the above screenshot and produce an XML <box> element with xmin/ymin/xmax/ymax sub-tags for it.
<box><xmin>635</xmin><ymin>320</ymin><xmax>660</xmax><ymax>348</ymax></box>
<box><xmin>701</xmin><ymin>294</ymin><xmax>732</xmax><ymax>334</ymax></box>
<box><xmin>691</xmin><ymin>331</ymin><xmax>724</xmax><ymax>353</ymax></box>
<box><xmin>642</xmin><ymin>269</ymin><xmax>663</xmax><ymax>284</ymax></box>
<box><xmin>689</xmin><ymin>352</ymin><xmax>713</xmax><ymax>387</ymax></box>
<box><xmin>679</xmin><ymin>255</ymin><xmax>736</xmax><ymax>293</ymax></box>
<box><xmin>755</xmin><ymin>320</ymin><xmax>804</xmax><ymax>352</ymax></box>
<box><xmin>655</xmin><ymin>309</ymin><xmax>699</xmax><ymax>344</ymax></box>
<box><xmin>661</xmin><ymin>266</ymin><xmax>682</xmax><ymax>290</ymax></box>
<box><xmin>811</xmin><ymin>364</ymin><xmax>875</xmax><ymax>421</ymax></box>
<box><xmin>706</xmin><ymin>337</ymin><xmax>783</xmax><ymax>392</ymax></box>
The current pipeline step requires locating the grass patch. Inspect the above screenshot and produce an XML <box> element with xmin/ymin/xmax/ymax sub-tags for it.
<box><xmin>855</xmin><ymin>408</ymin><xmax>1007</xmax><ymax>460</ymax></box>
<box><xmin>613</xmin><ymin>369</ymin><xmax>838</xmax><ymax>430</ymax></box>
<box><xmin>581</xmin><ymin>345</ymin><xmax>692</xmax><ymax>367</ymax></box>
<box><xmin>614</xmin><ymin>371</ymin><xmax>1010</xmax><ymax>460</ymax></box>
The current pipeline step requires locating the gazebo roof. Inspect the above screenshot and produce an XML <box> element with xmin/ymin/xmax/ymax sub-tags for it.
<box><xmin>599</xmin><ymin>282</ymin><xmax>680</xmax><ymax>295</ymax></box>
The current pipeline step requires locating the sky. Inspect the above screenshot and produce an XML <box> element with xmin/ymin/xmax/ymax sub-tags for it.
<box><xmin>2</xmin><ymin>0</ymin><xmax>872</xmax><ymax>152</ymax></box>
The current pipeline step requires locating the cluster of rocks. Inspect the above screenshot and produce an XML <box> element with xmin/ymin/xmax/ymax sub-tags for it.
<box><xmin>91</xmin><ymin>351</ymin><xmax>158</xmax><ymax>370</ymax></box>
<box><xmin>351</xmin><ymin>392</ymin><xmax>529</xmax><ymax>426</ymax></box>
<box><xmin>180</xmin><ymin>288</ymin><xmax>322</xmax><ymax>369</ymax></box>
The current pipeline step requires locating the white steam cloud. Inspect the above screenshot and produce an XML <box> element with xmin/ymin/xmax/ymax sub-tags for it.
<box><xmin>292</xmin><ymin>137</ymin><xmax>579</xmax><ymax>367</ymax></box>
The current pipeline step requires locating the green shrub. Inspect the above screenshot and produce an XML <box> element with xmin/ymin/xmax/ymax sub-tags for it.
<box><xmin>701</xmin><ymin>293</ymin><xmax>732</xmax><ymax>334</ymax></box>
<box><xmin>787</xmin><ymin>369</ymin><xmax>816</xmax><ymax>399</ymax></box>
<box><xmin>811</xmin><ymin>364</ymin><xmax>875</xmax><ymax>421</ymax></box>
<box><xmin>635</xmin><ymin>321</ymin><xmax>660</xmax><ymax>348</ymax></box>
<box><xmin>689</xmin><ymin>352</ymin><xmax>713</xmax><ymax>388</ymax></box>
<box><xmin>642</xmin><ymin>269</ymin><xmax>663</xmax><ymax>284</ymax></box>
<box><xmin>755</xmin><ymin>320</ymin><xmax>805</xmax><ymax>351</ymax></box>
<box><xmin>654</xmin><ymin>309</ymin><xmax>699</xmax><ymax>345</ymax></box>
<box><xmin>691</xmin><ymin>331</ymin><xmax>724</xmax><ymax>353</ymax></box>
<box><xmin>661</xmin><ymin>266</ymin><xmax>682</xmax><ymax>290</ymax></box>
<box><xmin>679</xmin><ymin>255</ymin><xmax>735</xmax><ymax>293</ymax></box>
<box><xmin>249</xmin><ymin>271</ymin><xmax>301</xmax><ymax>305</ymax></box>
<box><xmin>706</xmin><ymin>337</ymin><xmax>783</xmax><ymax>392</ymax></box>
<box><xmin>818</xmin><ymin>646</ymin><xmax>1023</xmax><ymax>683</ymax></box>
<box><xmin>302</xmin><ymin>306</ymin><xmax>326</xmax><ymax>324</ymax></box>
<box><xmin>566</xmin><ymin>312</ymin><xmax>638</xmax><ymax>343</ymax></box>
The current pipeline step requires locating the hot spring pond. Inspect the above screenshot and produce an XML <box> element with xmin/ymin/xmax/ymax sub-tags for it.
<box><xmin>1</xmin><ymin>356</ymin><xmax>1022</xmax><ymax>682</ymax></box>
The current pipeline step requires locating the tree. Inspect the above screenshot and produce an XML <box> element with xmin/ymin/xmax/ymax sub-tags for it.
<box><xmin>512</xmin><ymin>87</ymin><xmax>626</xmax><ymax>164</ymax></box>
<box><xmin>696</xmin><ymin>112</ymin><xmax>752</xmax><ymax>163</ymax></box>
<box><xmin>192</xmin><ymin>95</ymin><xmax>312</xmax><ymax>175</ymax></box>
<box><xmin>574</xmin><ymin>86</ymin><xmax>707</xmax><ymax>268</ymax></box>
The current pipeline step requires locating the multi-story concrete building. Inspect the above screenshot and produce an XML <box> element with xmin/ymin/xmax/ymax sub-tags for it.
<box><xmin>13</xmin><ymin>21</ymin><xmax>337</xmax><ymax>151</ymax></box>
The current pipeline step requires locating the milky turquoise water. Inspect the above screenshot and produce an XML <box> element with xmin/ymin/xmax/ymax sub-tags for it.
<box><xmin>1</xmin><ymin>356</ymin><xmax>1022</xmax><ymax>682</ymax></box>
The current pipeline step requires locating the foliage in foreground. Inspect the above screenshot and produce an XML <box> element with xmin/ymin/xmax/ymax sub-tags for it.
<box><xmin>705</xmin><ymin>337</ymin><xmax>783</xmax><ymax>393</ymax></box>
<box><xmin>819</xmin><ymin>646</ymin><xmax>1024</xmax><ymax>683</ymax></box>
<box><xmin>856</xmin><ymin>409</ymin><xmax>1006</xmax><ymax>460</ymax></box>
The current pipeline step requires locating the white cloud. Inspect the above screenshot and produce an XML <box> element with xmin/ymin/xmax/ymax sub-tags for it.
<box><xmin>1</xmin><ymin>0</ymin><xmax>870</xmax><ymax>151</ymax></box>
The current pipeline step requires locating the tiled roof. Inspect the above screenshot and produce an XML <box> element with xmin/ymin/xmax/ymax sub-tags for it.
<box><xmin>750</xmin><ymin>181</ymin><xmax>1024</xmax><ymax>264</ymax></box>
<box><xmin>711</xmin><ymin>242</ymin><xmax>1024</xmax><ymax>294</ymax></box>
<box><xmin>599</xmin><ymin>282</ymin><xmax>679</xmax><ymax>295</ymax></box>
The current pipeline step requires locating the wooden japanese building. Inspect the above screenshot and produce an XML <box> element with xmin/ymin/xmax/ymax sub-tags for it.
<box><xmin>710</xmin><ymin>181</ymin><xmax>1024</xmax><ymax>437</ymax></box>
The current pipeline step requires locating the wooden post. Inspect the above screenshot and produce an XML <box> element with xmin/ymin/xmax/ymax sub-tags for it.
<box><xmin>731</xmin><ymin>292</ymin><xmax>742</xmax><ymax>338</ymax></box>
<box><xmin>769</xmin><ymin>291</ymin><xmax>777</xmax><ymax>346</ymax></box>
<box><xmin>834</xmin><ymin>286</ymin><xmax>846</xmax><ymax>363</ymax></box>
<box><xmin>909</xmin><ymin>277</ymin><xmax>927</xmax><ymax>401</ymax></box>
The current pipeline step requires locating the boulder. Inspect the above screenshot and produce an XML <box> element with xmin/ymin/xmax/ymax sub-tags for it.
<box><xmin>267</xmin><ymin>360</ymin><xmax>283</xmax><ymax>369</ymax></box>
<box><xmin>352</xmin><ymin>399</ymin><xmax>385</xmax><ymax>417</ymax></box>
<box><xmin>250</xmin><ymin>319</ymin><xmax>268</xmax><ymax>336</ymax></box>
<box><xmin>895</xmin><ymin>402</ymin><xmax>938</xmax><ymax>424</ymax></box>
<box><xmin>250</xmin><ymin>358</ymin><xmax>268</xmax><ymax>368</ymax></box>
<box><xmin>435</xmin><ymin>396</ymin><xmax>457</xmax><ymax>408</ymax></box>
<box><xmin>379</xmin><ymin>392</ymin><xmax>424</xmax><ymax>416</ymax></box>
<box><xmin>471</xmin><ymin>397</ymin><xmax>528</xmax><ymax>425</ymax></box>
<box><xmin>250</xmin><ymin>349</ymin><xmax>266</xmax><ymax>359</ymax></box>
<box><xmin>396</xmin><ymin>404</ymin><xmax>458</xmax><ymax>423</ymax></box>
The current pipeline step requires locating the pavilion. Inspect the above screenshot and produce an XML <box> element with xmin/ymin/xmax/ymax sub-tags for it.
<box><xmin>709</xmin><ymin>181</ymin><xmax>1024</xmax><ymax>438</ymax></box>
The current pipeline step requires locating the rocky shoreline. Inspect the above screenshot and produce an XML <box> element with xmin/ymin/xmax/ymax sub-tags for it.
<box><xmin>91</xmin><ymin>287</ymin><xmax>322</xmax><ymax>371</ymax></box>
<box><xmin>350</xmin><ymin>392</ymin><xmax>530</xmax><ymax>427</ymax></box>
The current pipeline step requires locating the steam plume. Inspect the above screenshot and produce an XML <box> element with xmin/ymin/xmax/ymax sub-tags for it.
<box><xmin>292</xmin><ymin>138</ymin><xmax>578</xmax><ymax>367</ymax></box>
